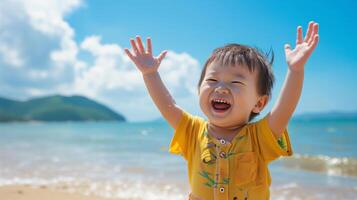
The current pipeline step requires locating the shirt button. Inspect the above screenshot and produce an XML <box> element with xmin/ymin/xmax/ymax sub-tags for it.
<box><xmin>219</xmin><ymin>151</ymin><xmax>226</xmax><ymax>158</ymax></box>
<box><xmin>219</xmin><ymin>139</ymin><xmax>226</xmax><ymax>145</ymax></box>
<box><xmin>219</xmin><ymin>187</ymin><xmax>225</xmax><ymax>193</ymax></box>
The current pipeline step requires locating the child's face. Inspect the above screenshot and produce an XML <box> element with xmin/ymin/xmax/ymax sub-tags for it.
<box><xmin>199</xmin><ymin>60</ymin><xmax>267</xmax><ymax>128</ymax></box>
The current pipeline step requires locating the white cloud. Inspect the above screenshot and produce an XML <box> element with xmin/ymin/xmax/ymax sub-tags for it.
<box><xmin>0</xmin><ymin>0</ymin><xmax>202</xmax><ymax>121</ymax></box>
<box><xmin>0</xmin><ymin>0</ymin><xmax>81</xmax><ymax>94</ymax></box>
<box><xmin>0</xmin><ymin>45</ymin><xmax>24</xmax><ymax>67</ymax></box>
<box><xmin>60</xmin><ymin>36</ymin><xmax>201</xmax><ymax>121</ymax></box>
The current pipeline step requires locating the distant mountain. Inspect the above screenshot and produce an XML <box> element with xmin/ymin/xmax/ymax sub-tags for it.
<box><xmin>293</xmin><ymin>111</ymin><xmax>357</xmax><ymax>121</ymax></box>
<box><xmin>0</xmin><ymin>95</ymin><xmax>126</xmax><ymax>122</ymax></box>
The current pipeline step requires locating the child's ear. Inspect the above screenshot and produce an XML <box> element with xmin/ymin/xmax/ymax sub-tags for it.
<box><xmin>252</xmin><ymin>95</ymin><xmax>269</xmax><ymax>113</ymax></box>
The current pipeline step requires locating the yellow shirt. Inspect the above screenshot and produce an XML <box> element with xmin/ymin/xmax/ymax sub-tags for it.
<box><xmin>169</xmin><ymin>110</ymin><xmax>293</xmax><ymax>200</ymax></box>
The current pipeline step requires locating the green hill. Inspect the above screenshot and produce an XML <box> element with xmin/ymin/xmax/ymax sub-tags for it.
<box><xmin>0</xmin><ymin>95</ymin><xmax>126</xmax><ymax>122</ymax></box>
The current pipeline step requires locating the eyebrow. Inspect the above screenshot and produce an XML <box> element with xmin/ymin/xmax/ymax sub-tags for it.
<box><xmin>233</xmin><ymin>73</ymin><xmax>246</xmax><ymax>80</ymax></box>
<box><xmin>208</xmin><ymin>71</ymin><xmax>247</xmax><ymax>80</ymax></box>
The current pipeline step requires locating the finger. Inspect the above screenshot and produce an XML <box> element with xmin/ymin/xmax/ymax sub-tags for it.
<box><xmin>304</xmin><ymin>21</ymin><xmax>314</xmax><ymax>42</ymax></box>
<box><xmin>146</xmin><ymin>37</ymin><xmax>152</xmax><ymax>55</ymax></box>
<box><xmin>130</xmin><ymin>38</ymin><xmax>140</xmax><ymax>55</ymax></box>
<box><xmin>308</xmin><ymin>23</ymin><xmax>319</xmax><ymax>46</ymax></box>
<box><xmin>308</xmin><ymin>34</ymin><xmax>319</xmax><ymax>51</ymax></box>
<box><xmin>296</xmin><ymin>26</ymin><xmax>303</xmax><ymax>44</ymax></box>
<box><xmin>284</xmin><ymin>44</ymin><xmax>292</xmax><ymax>54</ymax></box>
<box><xmin>136</xmin><ymin>36</ymin><xmax>145</xmax><ymax>54</ymax></box>
<box><xmin>124</xmin><ymin>48</ymin><xmax>135</xmax><ymax>60</ymax></box>
<box><xmin>157</xmin><ymin>50</ymin><xmax>168</xmax><ymax>63</ymax></box>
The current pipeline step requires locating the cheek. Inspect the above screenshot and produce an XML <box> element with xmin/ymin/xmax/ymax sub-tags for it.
<box><xmin>238</xmin><ymin>91</ymin><xmax>258</xmax><ymax>108</ymax></box>
<box><xmin>199</xmin><ymin>83</ymin><xmax>211</xmax><ymax>96</ymax></box>
<box><xmin>230</xmin><ymin>86</ymin><xmax>241</xmax><ymax>94</ymax></box>
<box><xmin>199</xmin><ymin>85</ymin><xmax>211</xmax><ymax>109</ymax></box>
<box><xmin>231</xmin><ymin>87</ymin><xmax>243</xmax><ymax>100</ymax></box>
<box><xmin>199</xmin><ymin>95</ymin><xmax>208</xmax><ymax>116</ymax></box>
<box><xmin>232</xmin><ymin>88</ymin><xmax>253</xmax><ymax>108</ymax></box>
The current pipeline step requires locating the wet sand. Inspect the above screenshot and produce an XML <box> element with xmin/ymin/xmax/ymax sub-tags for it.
<box><xmin>0</xmin><ymin>185</ymin><xmax>112</xmax><ymax>200</ymax></box>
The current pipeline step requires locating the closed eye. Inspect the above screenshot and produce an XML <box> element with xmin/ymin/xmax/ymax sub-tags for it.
<box><xmin>206</xmin><ymin>78</ymin><xmax>217</xmax><ymax>82</ymax></box>
<box><xmin>232</xmin><ymin>81</ymin><xmax>245</xmax><ymax>85</ymax></box>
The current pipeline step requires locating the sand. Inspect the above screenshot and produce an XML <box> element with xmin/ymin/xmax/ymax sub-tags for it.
<box><xmin>0</xmin><ymin>185</ymin><xmax>113</xmax><ymax>200</ymax></box>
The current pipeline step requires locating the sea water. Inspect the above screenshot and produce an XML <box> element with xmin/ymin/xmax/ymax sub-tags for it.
<box><xmin>0</xmin><ymin>118</ymin><xmax>356</xmax><ymax>199</ymax></box>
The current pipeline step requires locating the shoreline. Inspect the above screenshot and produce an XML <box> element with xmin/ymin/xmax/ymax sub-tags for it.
<box><xmin>0</xmin><ymin>185</ymin><xmax>113</xmax><ymax>200</ymax></box>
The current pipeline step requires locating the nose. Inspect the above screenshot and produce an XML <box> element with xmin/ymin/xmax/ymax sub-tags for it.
<box><xmin>215</xmin><ymin>83</ymin><xmax>229</xmax><ymax>94</ymax></box>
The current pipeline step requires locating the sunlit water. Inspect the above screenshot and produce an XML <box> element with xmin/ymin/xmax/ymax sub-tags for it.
<box><xmin>0</xmin><ymin>118</ymin><xmax>356</xmax><ymax>199</ymax></box>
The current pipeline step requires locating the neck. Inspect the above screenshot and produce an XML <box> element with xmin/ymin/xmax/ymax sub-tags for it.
<box><xmin>207</xmin><ymin>122</ymin><xmax>246</xmax><ymax>141</ymax></box>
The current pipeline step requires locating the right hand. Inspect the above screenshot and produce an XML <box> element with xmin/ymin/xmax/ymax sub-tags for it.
<box><xmin>124</xmin><ymin>36</ymin><xmax>168</xmax><ymax>75</ymax></box>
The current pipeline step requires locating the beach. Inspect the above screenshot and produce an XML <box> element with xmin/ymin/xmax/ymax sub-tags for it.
<box><xmin>0</xmin><ymin>119</ymin><xmax>356</xmax><ymax>199</ymax></box>
<box><xmin>0</xmin><ymin>185</ymin><xmax>109</xmax><ymax>200</ymax></box>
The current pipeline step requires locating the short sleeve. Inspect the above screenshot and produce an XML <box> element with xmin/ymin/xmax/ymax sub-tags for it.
<box><xmin>253</xmin><ymin>114</ymin><xmax>293</xmax><ymax>163</ymax></box>
<box><xmin>168</xmin><ymin>110</ymin><xmax>203</xmax><ymax>161</ymax></box>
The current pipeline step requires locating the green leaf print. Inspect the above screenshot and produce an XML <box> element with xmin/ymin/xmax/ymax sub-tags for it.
<box><xmin>199</xmin><ymin>171</ymin><xmax>217</xmax><ymax>188</ymax></box>
<box><xmin>236</xmin><ymin>135</ymin><xmax>246</xmax><ymax>141</ymax></box>
<box><xmin>203</xmin><ymin>131</ymin><xmax>209</xmax><ymax>137</ymax></box>
<box><xmin>225</xmin><ymin>152</ymin><xmax>236</xmax><ymax>159</ymax></box>
<box><xmin>199</xmin><ymin>171</ymin><xmax>216</xmax><ymax>185</ymax></box>
<box><xmin>199</xmin><ymin>170</ymin><xmax>230</xmax><ymax>188</ymax></box>
<box><xmin>204</xmin><ymin>182</ymin><xmax>213</xmax><ymax>187</ymax></box>
<box><xmin>222</xmin><ymin>178</ymin><xmax>230</xmax><ymax>184</ymax></box>
<box><xmin>277</xmin><ymin>138</ymin><xmax>287</xmax><ymax>150</ymax></box>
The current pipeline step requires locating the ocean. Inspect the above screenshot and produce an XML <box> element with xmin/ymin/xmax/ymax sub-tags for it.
<box><xmin>0</xmin><ymin>118</ymin><xmax>356</xmax><ymax>199</ymax></box>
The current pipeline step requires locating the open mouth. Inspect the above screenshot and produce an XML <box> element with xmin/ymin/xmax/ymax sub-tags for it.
<box><xmin>211</xmin><ymin>98</ymin><xmax>231</xmax><ymax>113</ymax></box>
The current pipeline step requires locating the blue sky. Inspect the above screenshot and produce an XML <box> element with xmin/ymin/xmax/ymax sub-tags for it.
<box><xmin>0</xmin><ymin>0</ymin><xmax>356</xmax><ymax>121</ymax></box>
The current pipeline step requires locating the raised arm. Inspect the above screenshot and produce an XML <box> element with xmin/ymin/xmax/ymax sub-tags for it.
<box><xmin>124</xmin><ymin>36</ymin><xmax>182</xmax><ymax>129</ymax></box>
<box><xmin>268</xmin><ymin>21</ymin><xmax>319</xmax><ymax>139</ymax></box>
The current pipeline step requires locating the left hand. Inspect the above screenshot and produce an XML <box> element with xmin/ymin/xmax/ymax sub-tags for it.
<box><xmin>284</xmin><ymin>21</ymin><xmax>319</xmax><ymax>72</ymax></box>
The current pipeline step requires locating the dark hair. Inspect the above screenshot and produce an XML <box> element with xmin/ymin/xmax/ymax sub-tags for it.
<box><xmin>198</xmin><ymin>44</ymin><xmax>275</xmax><ymax>121</ymax></box>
